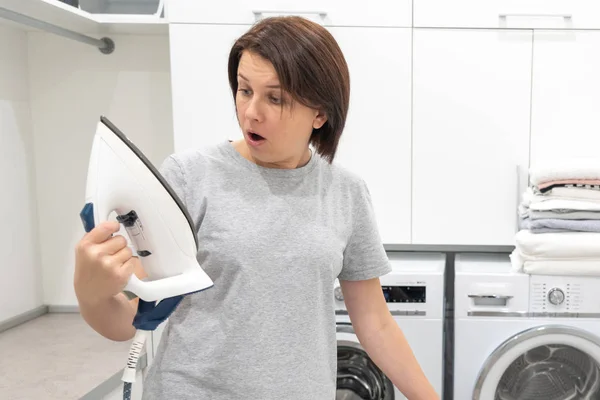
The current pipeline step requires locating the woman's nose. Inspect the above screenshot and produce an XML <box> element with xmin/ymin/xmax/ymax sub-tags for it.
<box><xmin>245</xmin><ymin>97</ymin><xmax>262</xmax><ymax>122</ymax></box>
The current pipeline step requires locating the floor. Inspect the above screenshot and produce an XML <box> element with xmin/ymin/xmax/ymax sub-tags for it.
<box><xmin>0</xmin><ymin>313</ymin><xmax>132</xmax><ymax>400</ymax></box>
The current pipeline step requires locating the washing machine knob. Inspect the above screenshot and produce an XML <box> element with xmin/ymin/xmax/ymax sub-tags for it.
<box><xmin>548</xmin><ymin>288</ymin><xmax>565</xmax><ymax>305</ymax></box>
<box><xmin>334</xmin><ymin>285</ymin><xmax>344</xmax><ymax>301</ymax></box>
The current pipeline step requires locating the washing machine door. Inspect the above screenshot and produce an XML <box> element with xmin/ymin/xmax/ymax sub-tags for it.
<box><xmin>336</xmin><ymin>323</ymin><xmax>395</xmax><ymax>400</ymax></box>
<box><xmin>474</xmin><ymin>324</ymin><xmax>600</xmax><ymax>400</ymax></box>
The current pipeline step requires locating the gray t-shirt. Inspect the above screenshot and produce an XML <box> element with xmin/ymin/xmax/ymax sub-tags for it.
<box><xmin>142</xmin><ymin>140</ymin><xmax>391</xmax><ymax>400</ymax></box>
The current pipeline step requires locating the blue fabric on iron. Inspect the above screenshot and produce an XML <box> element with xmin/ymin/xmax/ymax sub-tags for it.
<box><xmin>132</xmin><ymin>296</ymin><xmax>184</xmax><ymax>331</ymax></box>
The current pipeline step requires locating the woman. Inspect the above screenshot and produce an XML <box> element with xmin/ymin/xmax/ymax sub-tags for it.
<box><xmin>74</xmin><ymin>16</ymin><xmax>439</xmax><ymax>400</ymax></box>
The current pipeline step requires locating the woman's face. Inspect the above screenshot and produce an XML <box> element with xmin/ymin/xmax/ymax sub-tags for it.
<box><xmin>235</xmin><ymin>51</ymin><xmax>327</xmax><ymax>169</ymax></box>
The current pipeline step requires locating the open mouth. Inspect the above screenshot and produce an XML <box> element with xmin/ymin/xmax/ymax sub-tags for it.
<box><xmin>248</xmin><ymin>131</ymin><xmax>265</xmax><ymax>142</ymax></box>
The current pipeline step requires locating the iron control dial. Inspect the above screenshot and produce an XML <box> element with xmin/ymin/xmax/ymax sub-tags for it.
<box><xmin>548</xmin><ymin>288</ymin><xmax>565</xmax><ymax>305</ymax></box>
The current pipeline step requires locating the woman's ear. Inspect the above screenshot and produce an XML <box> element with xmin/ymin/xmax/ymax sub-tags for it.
<box><xmin>313</xmin><ymin>110</ymin><xmax>327</xmax><ymax>130</ymax></box>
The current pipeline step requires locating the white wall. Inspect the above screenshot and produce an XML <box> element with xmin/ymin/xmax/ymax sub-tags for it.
<box><xmin>26</xmin><ymin>32</ymin><xmax>174</xmax><ymax>307</ymax></box>
<box><xmin>0</xmin><ymin>24</ymin><xmax>44</xmax><ymax>322</ymax></box>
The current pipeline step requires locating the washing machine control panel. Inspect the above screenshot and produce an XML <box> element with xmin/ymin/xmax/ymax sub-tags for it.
<box><xmin>335</xmin><ymin>266</ymin><xmax>445</xmax><ymax>319</ymax></box>
<box><xmin>530</xmin><ymin>275</ymin><xmax>600</xmax><ymax>315</ymax></box>
<box><xmin>382</xmin><ymin>285</ymin><xmax>426</xmax><ymax>303</ymax></box>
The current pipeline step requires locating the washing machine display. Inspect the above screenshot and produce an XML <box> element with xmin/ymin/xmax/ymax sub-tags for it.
<box><xmin>381</xmin><ymin>285</ymin><xmax>426</xmax><ymax>303</ymax></box>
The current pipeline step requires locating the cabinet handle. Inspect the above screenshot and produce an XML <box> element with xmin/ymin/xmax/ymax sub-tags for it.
<box><xmin>499</xmin><ymin>13</ymin><xmax>572</xmax><ymax>19</ymax></box>
<box><xmin>253</xmin><ymin>10</ymin><xmax>328</xmax><ymax>21</ymax></box>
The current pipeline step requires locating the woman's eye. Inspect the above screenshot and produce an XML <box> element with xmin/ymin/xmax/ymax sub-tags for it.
<box><xmin>238</xmin><ymin>89</ymin><xmax>251</xmax><ymax>96</ymax></box>
<box><xmin>269</xmin><ymin>96</ymin><xmax>281</xmax><ymax>104</ymax></box>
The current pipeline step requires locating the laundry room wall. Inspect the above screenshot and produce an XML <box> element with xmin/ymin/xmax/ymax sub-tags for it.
<box><xmin>26</xmin><ymin>31</ymin><xmax>174</xmax><ymax>308</ymax></box>
<box><xmin>0</xmin><ymin>24</ymin><xmax>44</xmax><ymax>323</ymax></box>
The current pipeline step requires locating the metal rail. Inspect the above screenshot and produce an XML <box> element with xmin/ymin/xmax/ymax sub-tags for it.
<box><xmin>0</xmin><ymin>6</ymin><xmax>114</xmax><ymax>54</ymax></box>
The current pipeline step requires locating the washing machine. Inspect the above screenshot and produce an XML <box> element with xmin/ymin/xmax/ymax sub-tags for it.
<box><xmin>334</xmin><ymin>252</ymin><xmax>446</xmax><ymax>399</ymax></box>
<box><xmin>454</xmin><ymin>253</ymin><xmax>600</xmax><ymax>400</ymax></box>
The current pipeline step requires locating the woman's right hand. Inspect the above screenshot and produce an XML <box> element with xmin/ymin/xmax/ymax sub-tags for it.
<box><xmin>74</xmin><ymin>220</ymin><xmax>139</xmax><ymax>306</ymax></box>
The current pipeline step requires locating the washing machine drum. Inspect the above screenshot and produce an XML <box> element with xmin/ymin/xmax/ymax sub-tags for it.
<box><xmin>496</xmin><ymin>343</ymin><xmax>600</xmax><ymax>400</ymax></box>
<box><xmin>336</xmin><ymin>341</ymin><xmax>394</xmax><ymax>400</ymax></box>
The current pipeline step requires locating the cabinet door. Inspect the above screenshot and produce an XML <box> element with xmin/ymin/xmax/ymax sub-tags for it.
<box><xmin>169</xmin><ymin>24</ymin><xmax>249</xmax><ymax>152</ymax></box>
<box><xmin>412</xmin><ymin>29</ymin><xmax>532</xmax><ymax>245</ymax></box>
<box><xmin>414</xmin><ymin>0</ymin><xmax>600</xmax><ymax>29</ymax></box>
<box><xmin>330</xmin><ymin>28</ymin><xmax>412</xmax><ymax>245</ymax></box>
<box><xmin>531</xmin><ymin>31</ymin><xmax>600</xmax><ymax>167</ymax></box>
<box><xmin>166</xmin><ymin>0</ymin><xmax>411</xmax><ymax>27</ymax></box>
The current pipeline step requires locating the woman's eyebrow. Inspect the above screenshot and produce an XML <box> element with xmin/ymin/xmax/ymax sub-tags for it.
<box><xmin>238</xmin><ymin>73</ymin><xmax>281</xmax><ymax>89</ymax></box>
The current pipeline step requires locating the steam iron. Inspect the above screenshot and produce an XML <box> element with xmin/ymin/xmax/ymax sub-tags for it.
<box><xmin>79</xmin><ymin>116</ymin><xmax>214</xmax><ymax>400</ymax></box>
<box><xmin>80</xmin><ymin>116</ymin><xmax>213</xmax><ymax>302</ymax></box>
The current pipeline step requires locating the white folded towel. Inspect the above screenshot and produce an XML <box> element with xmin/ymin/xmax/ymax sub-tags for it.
<box><xmin>515</xmin><ymin>229</ymin><xmax>600</xmax><ymax>259</ymax></box>
<box><xmin>546</xmin><ymin>186</ymin><xmax>600</xmax><ymax>201</ymax></box>
<box><xmin>530</xmin><ymin>158</ymin><xmax>600</xmax><ymax>186</ymax></box>
<box><xmin>511</xmin><ymin>232</ymin><xmax>600</xmax><ymax>276</ymax></box>
<box><xmin>529</xmin><ymin>198</ymin><xmax>600</xmax><ymax>212</ymax></box>
<box><xmin>523</xmin><ymin>259</ymin><xmax>600</xmax><ymax>276</ymax></box>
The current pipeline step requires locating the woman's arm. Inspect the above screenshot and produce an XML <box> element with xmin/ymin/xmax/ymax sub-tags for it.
<box><xmin>340</xmin><ymin>278</ymin><xmax>440</xmax><ymax>400</ymax></box>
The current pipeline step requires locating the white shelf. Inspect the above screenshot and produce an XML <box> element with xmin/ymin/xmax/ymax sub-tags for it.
<box><xmin>95</xmin><ymin>13</ymin><xmax>167</xmax><ymax>34</ymax></box>
<box><xmin>0</xmin><ymin>0</ymin><xmax>167</xmax><ymax>35</ymax></box>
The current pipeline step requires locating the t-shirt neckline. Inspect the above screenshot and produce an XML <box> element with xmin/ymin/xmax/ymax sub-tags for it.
<box><xmin>221</xmin><ymin>140</ymin><xmax>319</xmax><ymax>179</ymax></box>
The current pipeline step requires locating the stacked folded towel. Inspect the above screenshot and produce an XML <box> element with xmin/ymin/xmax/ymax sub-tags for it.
<box><xmin>511</xmin><ymin>158</ymin><xmax>600</xmax><ymax>276</ymax></box>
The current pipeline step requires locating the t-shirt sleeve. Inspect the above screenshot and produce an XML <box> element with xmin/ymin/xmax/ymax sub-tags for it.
<box><xmin>158</xmin><ymin>154</ymin><xmax>188</xmax><ymax>208</ymax></box>
<box><xmin>338</xmin><ymin>179</ymin><xmax>392</xmax><ymax>281</ymax></box>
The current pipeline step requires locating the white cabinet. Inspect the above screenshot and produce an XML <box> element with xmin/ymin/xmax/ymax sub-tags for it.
<box><xmin>414</xmin><ymin>0</ymin><xmax>600</xmax><ymax>29</ymax></box>
<box><xmin>166</xmin><ymin>0</ymin><xmax>411</xmax><ymax>27</ymax></box>
<box><xmin>412</xmin><ymin>29</ymin><xmax>532</xmax><ymax>246</ymax></box>
<box><xmin>530</xmin><ymin>31</ymin><xmax>600</xmax><ymax>167</ymax></box>
<box><xmin>330</xmin><ymin>28</ymin><xmax>412</xmax><ymax>245</ymax></box>
<box><xmin>168</xmin><ymin>24</ymin><xmax>249</xmax><ymax>151</ymax></box>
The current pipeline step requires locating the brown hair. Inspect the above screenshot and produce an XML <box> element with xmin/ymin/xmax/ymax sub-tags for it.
<box><xmin>228</xmin><ymin>16</ymin><xmax>350</xmax><ymax>163</ymax></box>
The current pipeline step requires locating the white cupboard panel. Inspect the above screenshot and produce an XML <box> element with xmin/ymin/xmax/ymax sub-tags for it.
<box><xmin>166</xmin><ymin>0</ymin><xmax>411</xmax><ymax>27</ymax></box>
<box><xmin>169</xmin><ymin>24</ymin><xmax>248</xmax><ymax>152</ymax></box>
<box><xmin>531</xmin><ymin>31</ymin><xmax>600</xmax><ymax>167</ymax></box>
<box><xmin>414</xmin><ymin>0</ymin><xmax>600</xmax><ymax>29</ymax></box>
<box><xmin>331</xmin><ymin>28</ymin><xmax>412</xmax><ymax>245</ymax></box>
<box><xmin>412</xmin><ymin>29</ymin><xmax>532</xmax><ymax>245</ymax></box>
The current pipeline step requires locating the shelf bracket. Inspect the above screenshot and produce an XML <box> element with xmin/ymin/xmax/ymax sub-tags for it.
<box><xmin>0</xmin><ymin>6</ymin><xmax>114</xmax><ymax>54</ymax></box>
